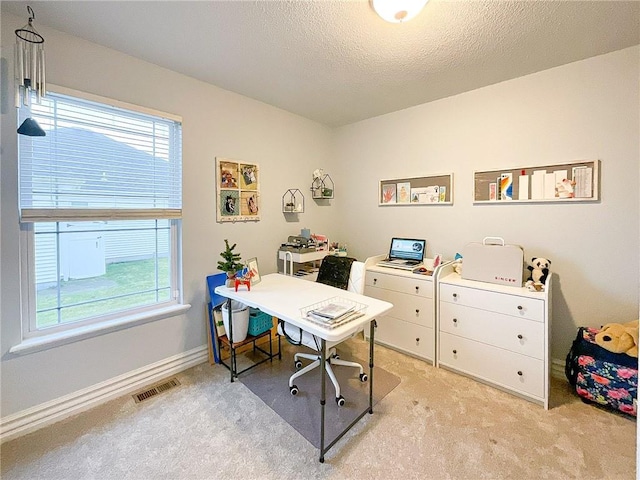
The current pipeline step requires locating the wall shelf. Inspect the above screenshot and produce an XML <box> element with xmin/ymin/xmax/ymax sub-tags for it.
<box><xmin>282</xmin><ymin>189</ymin><xmax>304</xmax><ymax>213</ymax></box>
<box><xmin>379</xmin><ymin>173</ymin><xmax>453</xmax><ymax>206</ymax></box>
<box><xmin>473</xmin><ymin>160</ymin><xmax>600</xmax><ymax>204</ymax></box>
<box><xmin>311</xmin><ymin>174</ymin><xmax>334</xmax><ymax>199</ymax></box>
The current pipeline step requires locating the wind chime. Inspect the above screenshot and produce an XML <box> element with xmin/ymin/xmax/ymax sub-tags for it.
<box><xmin>15</xmin><ymin>5</ymin><xmax>46</xmax><ymax>136</ymax></box>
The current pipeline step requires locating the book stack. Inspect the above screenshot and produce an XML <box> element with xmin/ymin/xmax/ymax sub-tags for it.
<box><xmin>305</xmin><ymin>302</ymin><xmax>364</xmax><ymax>329</ymax></box>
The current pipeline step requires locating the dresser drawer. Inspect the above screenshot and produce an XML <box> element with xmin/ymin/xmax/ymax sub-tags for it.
<box><xmin>364</xmin><ymin>286</ymin><xmax>433</xmax><ymax>328</ymax></box>
<box><xmin>439</xmin><ymin>332</ymin><xmax>544</xmax><ymax>399</ymax></box>
<box><xmin>439</xmin><ymin>302</ymin><xmax>544</xmax><ymax>359</ymax></box>
<box><xmin>368</xmin><ymin>316</ymin><xmax>434</xmax><ymax>361</ymax></box>
<box><xmin>439</xmin><ymin>283</ymin><xmax>543</xmax><ymax>322</ymax></box>
<box><xmin>365</xmin><ymin>272</ymin><xmax>433</xmax><ymax>298</ymax></box>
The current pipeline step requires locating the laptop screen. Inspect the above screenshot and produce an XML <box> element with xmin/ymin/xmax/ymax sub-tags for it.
<box><xmin>388</xmin><ymin>238</ymin><xmax>426</xmax><ymax>262</ymax></box>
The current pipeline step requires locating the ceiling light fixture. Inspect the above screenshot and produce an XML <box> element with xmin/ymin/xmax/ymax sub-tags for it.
<box><xmin>371</xmin><ymin>0</ymin><xmax>429</xmax><ymax>23</ymax></box>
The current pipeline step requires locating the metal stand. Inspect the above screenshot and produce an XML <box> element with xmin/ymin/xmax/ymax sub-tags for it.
<box><xmin>218</xmin><ymin>299</ymin><xmax>282</xmax><ymax>382</ymax></box>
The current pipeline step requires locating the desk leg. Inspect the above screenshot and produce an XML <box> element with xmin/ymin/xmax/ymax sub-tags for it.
<box><xmin>226</xmin><ymin>299</ymin><xmax>235</xmax><ymax>383</ymax></box>
<box><xmin>369</xmin><ymin>319</ymin><xmax>376</xmax><ymax>414</ymax></box>
<box><xmin>319</xmin><ymin>338</ymin><xmax>327</xmax><ymax>463</ymax></box>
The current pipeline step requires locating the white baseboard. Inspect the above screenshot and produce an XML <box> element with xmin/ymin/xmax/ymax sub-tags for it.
<box><xmin>0</xmin><ymin>345</ymin><xmax>208</xmax><ymax>444</ymax></box>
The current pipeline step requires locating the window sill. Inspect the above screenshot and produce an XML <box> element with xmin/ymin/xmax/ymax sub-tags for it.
<box><xmin>10</xmin><ymin>304</ymin><xmax>192</xmax><ymax>356</ymax></box>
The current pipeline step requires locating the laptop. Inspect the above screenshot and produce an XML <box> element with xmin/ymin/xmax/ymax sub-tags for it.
<box><xmin>377</xmin><ymin>238</ymin><xmax>426</xmax><ymax>270</ymax></box>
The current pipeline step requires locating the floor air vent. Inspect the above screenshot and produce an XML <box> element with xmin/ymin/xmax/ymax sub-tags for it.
<box><xmin>133</xmin><ymin>378</ymin><xmax>181</xmax><ymax>404</ymax></box>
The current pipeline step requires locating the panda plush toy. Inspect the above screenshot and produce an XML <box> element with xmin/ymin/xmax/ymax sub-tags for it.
<box><xmin>527</xmin><ymin>257</ymin><xmax>551</xmax><ymax>285</ymax></box>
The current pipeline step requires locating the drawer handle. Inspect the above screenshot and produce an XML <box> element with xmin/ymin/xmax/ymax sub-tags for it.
<box><xmin>517</xmin><ymin>370</ymin><xmax>523</xmax><ymax>376</ymax></box>
<box><xmin>453</xmin><ymin>318</ymin><xmax>458</xmax><ymax>324</ymax></box>
<box><xmin>415</xmin><ymin>286</ymin><xmax>419</xmax><ymax>293</ymax></box>
<box><xmin>415</xmin><ymin>338</ymin><xmax>420</xmax><ymax>344</ymax></box>
<box><xmin>452</xmin><ymin>293</ymin><xmax>458</xmax><ymax>298</ymax></box>
<box><xmin>517</xmin><ymin>305</ymin><xmax>523</xmax><ymax>310</ymax></box>
<box><xmin>373</xmin><ymin>278</ymin><xmax>377</xmax><ymax>285</ymax></box>
<box><xmin>517</xmin><ymin>334</ymin><xmax>523</xmax><ymax>339</ymax></box>
<box><xmin>452</xmin><ymin>349</ymin><xmax>457</xmax><ymax>354</ymax></box>
<box><xmin>415</xmin><ymin>309</ymin><xmax>420</xmax><ymax>315</ymax></box>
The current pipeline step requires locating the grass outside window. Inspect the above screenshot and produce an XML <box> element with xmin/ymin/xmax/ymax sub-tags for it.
<box><xmin>36</xmin><ymin>258</ymin><xmax>170</xmax><ymax>328</ymax></box>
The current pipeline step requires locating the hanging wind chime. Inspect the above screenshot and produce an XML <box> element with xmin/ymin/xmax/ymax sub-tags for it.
<box><xmin>15</xmin><ymin>5</ymin><xmax>46</xmax><ymax>136</ymax></box>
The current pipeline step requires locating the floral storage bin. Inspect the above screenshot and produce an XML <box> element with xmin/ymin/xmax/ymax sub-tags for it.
<box><xmin>566</xmin><ymin>327</ymin><xmax>637</xmax><ymax>417</ymax></box>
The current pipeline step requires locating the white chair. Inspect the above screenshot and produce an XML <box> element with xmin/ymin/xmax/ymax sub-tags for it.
<box><xmin>278</xmin><ymin>257</ymin><xmax>367</xmax><ymax>406</ymax></box>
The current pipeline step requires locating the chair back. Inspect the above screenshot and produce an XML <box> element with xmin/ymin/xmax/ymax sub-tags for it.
<box><xmin>347</xmin><ymin>261</ymin><xmax>365</xmax><ymax>294</ymax></box>
<box><xmin>316</xmin><ymin>256</ymin><xmax>356</xmax><ymax>289</ymax></box>
<box><xmin>206</xmin><ymin>272</ymin><xmax>228</xmax><ymax>308</ymax></box>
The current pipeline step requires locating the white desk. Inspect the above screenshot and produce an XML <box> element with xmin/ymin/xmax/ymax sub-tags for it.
<box><xmin>215</xmin><ymin>273</ymin><xmax>393</xmax><ymax>462</ymax></box>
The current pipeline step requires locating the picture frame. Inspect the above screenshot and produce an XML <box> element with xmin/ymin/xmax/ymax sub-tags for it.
<box><xmin>247</xmin><ymin>257</ymin><xmax>261</xmax><ymax>285</ymax></box>
<box><xmin>216</xmin><ymin>157</ymin><xmax>261</xmax><ymax>222</ymax></box>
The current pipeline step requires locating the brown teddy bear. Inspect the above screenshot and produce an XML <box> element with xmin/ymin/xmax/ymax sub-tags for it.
<box><xmin>594</xmin><ymin>320</ymin><xmax>639</xmax><ymax>357</ymax></box>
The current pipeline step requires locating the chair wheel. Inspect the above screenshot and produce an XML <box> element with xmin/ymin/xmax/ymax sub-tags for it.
<box><xmin>290</xmin><ymin>385</ymin><xmax>299</xmax><ymax>396</ymax></box>
<box><xmin>336</xmin><ymin>395</ymin><xmax>345</xmax><ymax>406</ymax></box>
<box><xmin>294</xmin><ymin>360</ymin><xmax>303</xmax><ymax>370</ymax></box>
<box><xmin>359</xmin><ymin>373</ymin><xmax>368</xmax><ymax>382</ymax></box>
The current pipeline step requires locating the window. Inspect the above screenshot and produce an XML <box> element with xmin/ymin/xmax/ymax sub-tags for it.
<box><xmin>18</xmin><ymin>87</ymin><xmax>183</xmax><ymax>338</ymax></box>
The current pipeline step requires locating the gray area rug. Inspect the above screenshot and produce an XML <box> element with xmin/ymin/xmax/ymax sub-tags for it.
<box><xmin>239</xmin><ymin>342</ymin><xmax>401</xmax><ymax>448</ymax></box>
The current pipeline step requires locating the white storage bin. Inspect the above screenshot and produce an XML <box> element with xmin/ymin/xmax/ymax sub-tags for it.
<box><xmin>221</xmin><ymin>300</ymin><xmax>249</xmax><ymax>343</ymax></box>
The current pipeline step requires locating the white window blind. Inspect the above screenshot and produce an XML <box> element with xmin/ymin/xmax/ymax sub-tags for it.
<box><xmin>18</xmin><ymin>90</ymin><xmax>182</xmax><ymax>222</ymax></box>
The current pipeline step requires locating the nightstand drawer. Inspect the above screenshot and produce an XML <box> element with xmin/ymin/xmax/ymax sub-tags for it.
<box><xmin>371</xmin><ymin>316</ymin><xmax>434</xmax><ymax>361</ymax></box>
<box><xmin>439</xmin><ymin>302</ymin><xmax>544</xmax><ymax>359</ymax></box>
<box><xmin>364</xmin><ymin>286</ymin><xmax>433</xmax><ymax>328</ymax></box>
<box><xmin>439</xmin><ymin>283</ymin><xmax>543</xmax><ymax>321</ymax></box>
<box><xmin>439</xmin><ymin>332</ymin><xmax>544</xmax><ymax>399</ymax></box>
<box><xmin>365</xmin><ymin>272</ymin><xmax>433</xmax><ymax>298</ymax></box>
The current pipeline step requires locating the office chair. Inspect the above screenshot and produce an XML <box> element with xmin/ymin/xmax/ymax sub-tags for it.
<box><xmin>278</xmin><ymin>256</ymin><xmax>367</xmax><ymax>406</ymax></box>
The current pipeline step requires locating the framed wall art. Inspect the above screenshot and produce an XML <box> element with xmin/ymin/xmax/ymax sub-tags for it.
<box><xmin>216</xmin><ymin>157</ymin><xmax>261</xmax><ymax>222</ymax></box>
<box><xmin>379</xmin><ymin>173</ymin><xmax>453</xmax><ymax>206</ymax></box>
<box><xmin>473</xmin><ymin>160</ymin><xmax>600</xmax><ymax>204</ymax></box>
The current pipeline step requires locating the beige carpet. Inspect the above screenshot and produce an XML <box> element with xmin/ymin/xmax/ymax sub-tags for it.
<box><xmin>1</xmin><ymin>337</ymin><xmax>636</xmax><ymax>479</ymax></box>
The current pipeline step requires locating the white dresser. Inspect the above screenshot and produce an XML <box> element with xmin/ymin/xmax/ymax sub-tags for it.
<box><xmin>436</xmin><ymin>263</ymin><xmax>551</xmax><ymax>409</ymax></box>
<box><xmin>364</xmin><ymin>260</ymin><xmax>437</xmax><ymax>363</ymax></box>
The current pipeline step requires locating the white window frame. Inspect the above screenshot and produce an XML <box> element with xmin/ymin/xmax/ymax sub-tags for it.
<box><xmin>12</xmin><ymin>86</ymin><xmax>189</xmax><ymax>355</ymax></box>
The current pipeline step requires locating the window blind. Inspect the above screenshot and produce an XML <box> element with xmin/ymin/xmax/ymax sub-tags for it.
<box><xmin>18</xmin><ymin>90</ymin><xmax>182</xmax><ymax>222</ymax></box>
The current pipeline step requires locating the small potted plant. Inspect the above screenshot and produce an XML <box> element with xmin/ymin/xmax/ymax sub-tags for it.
<box><xmin>217</xmin><ymin>239</ymin><xmax>244</xmax><ymax>287</ymax></box>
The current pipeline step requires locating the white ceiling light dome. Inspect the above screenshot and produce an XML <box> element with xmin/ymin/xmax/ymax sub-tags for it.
<box><xmin>371</xmin><ymin>0</ymin><xmax>429</xmax><ymax>23</ymax></box>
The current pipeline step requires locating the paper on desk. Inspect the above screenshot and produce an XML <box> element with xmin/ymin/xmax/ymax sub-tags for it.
<box><xmin>310</xmin><ymin>303</ymin><xmax>354</xmax><ymax>320</ymax></box>
<box><xmin>305</xmin><ymin>311</ymin><xmax>365</xmax><ymax>329</ymax></box>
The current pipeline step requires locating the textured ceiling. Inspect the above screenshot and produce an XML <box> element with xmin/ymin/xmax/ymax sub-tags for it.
<box><xmin>2</xmin><ymin>1</ymin><xmax>639</xmax><ymax>127</ymax></box>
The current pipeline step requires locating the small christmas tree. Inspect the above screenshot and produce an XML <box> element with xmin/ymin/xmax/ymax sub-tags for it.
<box><xmin>217</xmin><ymin>239</ymin><xmax>243</xmax><ymax>275</ymax></box>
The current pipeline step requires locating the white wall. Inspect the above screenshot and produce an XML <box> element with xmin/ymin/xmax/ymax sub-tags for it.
<box><xmin>0</xmin><ymin>14</ymin><xmax>336</xmax><ymax>416</ymax></box>
<box><xmin>332</xmin><ymin>46</ymin><xmax>640</xmax><ymax>362</ymax></box>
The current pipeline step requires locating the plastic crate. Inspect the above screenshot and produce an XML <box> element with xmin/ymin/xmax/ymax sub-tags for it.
<box><xmin>248</xmin><ymin>308</ymin><xmax>273</xmax><ymax>336</ymax></box>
